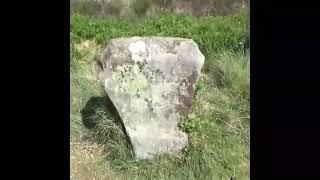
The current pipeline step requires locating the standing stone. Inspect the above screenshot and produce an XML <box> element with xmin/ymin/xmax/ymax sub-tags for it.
<box><xmin>97</xmin><ymin>37</ymin><xmax>205</xmax><ymax>160</ymax></box>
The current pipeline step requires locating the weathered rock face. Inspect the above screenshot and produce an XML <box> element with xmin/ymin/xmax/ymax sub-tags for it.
<box><xmin>97</xmin><ymin>37</ymin><xmax>205</xmax><ymax>160</ymax></box>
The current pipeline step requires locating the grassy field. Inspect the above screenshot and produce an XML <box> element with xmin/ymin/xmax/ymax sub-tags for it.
<box><xmin>71</xmin><ymin>0</ymin><xmax>248</xmax><ymax>17</ymax></box>
<box><xmin>71</xmin><ymin>11</ymin><xmax>250</xmax><ymax>180</ymax></box>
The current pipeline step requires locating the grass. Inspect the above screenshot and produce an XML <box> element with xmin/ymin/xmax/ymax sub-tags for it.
<box><xmin>71</xmin><ymin>11</ymin><xmax>249</xmax><ymax>180</ymax></box>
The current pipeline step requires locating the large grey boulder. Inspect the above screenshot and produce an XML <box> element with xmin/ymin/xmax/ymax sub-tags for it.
<box><xmin>97</xmin><ymin>37</ymin><xmax>205</xmax><ymax>160</ymax></box>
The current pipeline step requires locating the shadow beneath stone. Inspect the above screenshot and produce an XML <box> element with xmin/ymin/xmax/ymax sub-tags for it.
<box><xmin>80</xmin><ymin>95</ymin><xmax>133</xmax><ymax>151</ymax></box>
<box><xmin>81</xmin><ymin>96</ymin><xmax>118</xmax><ymax>129</ymax></box>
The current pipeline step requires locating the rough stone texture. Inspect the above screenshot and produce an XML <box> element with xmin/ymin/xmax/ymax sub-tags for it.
<box><xmin>97</xmin><ymin>37</ymin><xmax>205</xmax><ymax>160</ymax></box>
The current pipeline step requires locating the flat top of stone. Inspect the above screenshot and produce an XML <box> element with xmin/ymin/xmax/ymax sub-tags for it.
<box><xmin>109</xmin><ymin>36</ymin><xmax>195</xmax><ymax>42</ymax></box>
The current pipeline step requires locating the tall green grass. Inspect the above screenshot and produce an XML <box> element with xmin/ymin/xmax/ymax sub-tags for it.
<box><xmin>71</xmin><ymin>12</ymin><xmax>249</xmax><ymax>179</ymax></box>
<box><xmin>71</xmin><ymin>11</ymin><xmax>249</xmax><ymax>66</ymax></box>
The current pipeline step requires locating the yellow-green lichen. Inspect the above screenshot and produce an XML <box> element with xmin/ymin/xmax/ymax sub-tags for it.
<box><xmin>112</xmin><ymin>64</ymin><xmax>148</xmax><ymax>96</ymax></box>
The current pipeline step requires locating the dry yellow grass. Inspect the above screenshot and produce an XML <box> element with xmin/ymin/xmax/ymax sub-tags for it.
<box><xmin>75</xmin><ymin>40</ymin><xmax>100</xmax><ymax>64</ymax></box>
<box><xmin>71</xmin><ymin>141</ymin><xmax>122</xmax><ymax>180</ymax></box>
